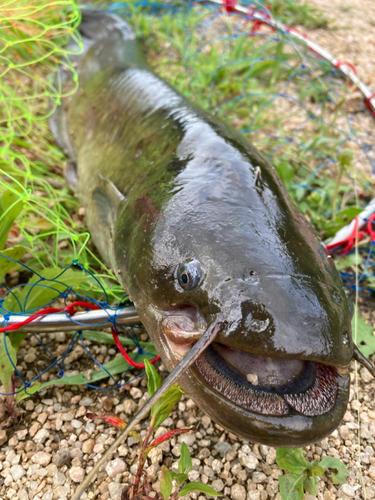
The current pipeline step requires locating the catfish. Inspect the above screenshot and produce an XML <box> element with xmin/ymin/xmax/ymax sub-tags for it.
<box><xmin>50</xmin><ymin>9</ymin><xmax>372</xmax><ymax>447</ymax></box>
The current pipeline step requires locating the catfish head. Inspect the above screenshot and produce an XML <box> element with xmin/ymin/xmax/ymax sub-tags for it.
<box><xmin>113</xmin><ymin>123</ymin><xmax>358</xmax><ymax>447</ymax></box>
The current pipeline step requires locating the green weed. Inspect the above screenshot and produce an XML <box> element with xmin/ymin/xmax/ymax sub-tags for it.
<box><xmin>87</xmin><ymin>360</ymin><xmax>221</xmax><ymax>500</ymax></box>
<box><xmin>267</xmin><ymin>0</ymin><xmax>329</xmax><ymax>29</ymax></box>
<box><xmin>276</xmin><ymin>448</ymin><xmax>349</xmax><ymax>500</ymax></box>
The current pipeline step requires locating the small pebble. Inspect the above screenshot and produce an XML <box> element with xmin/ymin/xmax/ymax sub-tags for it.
<box><xmin>10</xmin><ymin>465</ymin><xmax>26</xmax><ymax>481</ymax></box>
<box><xmin>62</xmin><ymin>411</ymin><xmax>74</xmax><ymax>421</ymax></box>
<box><xmin>81</xmin><ymin>397</ymin><xmax>94</xmax><ymax>406</ymax></box>
<box><xmin>16</xmin><ymin>429</ymin><xmax>28</xmax><ymax>441</ymax></box>
<box><xmin>341</xmin><ymin>484</ymin><xmax>355</xmax><ymax>497</ymax></box>
<box><xmin>247</xmin><ymin>491</ymin><xmax>261</xmax><ymax>500</ymax></box>
<box><xmin>72</xmin><ymin>419</ymin><xmax>83</xmax><ymax>429</ymax></box>
<box><xmin>361</xmin><ymin>368</ymin><xmax>373</xmax><ymax>383</ymax></box>
<box><xmin>231</xmin><ymin>483</ymin><xmax>247</xmax><ymax>500</ymax></box>
<box><xmin>24</xmin><ymin>353</ymin><xmax>36</xmax><ymax>363</ymax></box>
<box><xmin>123</xmin><ymin>399</ymin><xmax>137</xmax><ymax>415</ymax></box>
<box><xmin>252</xmin><ymin>471</ymin><xmax>267</xmax><ymax>483</ymax></box>
<box><xmin>214</xmin><ymin>441</ymin><xmax>232</xmax><ymax>458</ymax></box>
<box><xmin>33</xmin><ymin>428</ymin><xmax>50</xmax><ymax>444</ymax></box>
<box><xmin>211</xmin><ymin>479</ymin><xmax>224</xmax><ymax>492</ymax></box>
<box><xmin>266</xmin><ymin>448</ymin><xmax>276</xmax><ymax>465</ymax></box>
<box><xmin>69</xmin><ymin>466</ymin><xmax>85</xmax><ymax>483</ymax></box>
<box><xmin>179</xmin><ymin>432</ymin><xmax>196</xmax><ymax>446</ymax></box>
<box><xmin>93</xmin><ymin>443</ymin><xmax>105</xmax><ymax>454</ymax></box>
<box><xmin>24</xmin><ymin>400</ymin><xmax>34</xmax><ymax>411</ymax></box>
<box><xmin>108</xmin><ymin>482</ymin><xmax>126</xmax><ymax>500</ymax></box>
<box><xmin>28</xmin><ymin>422</ymin><xmax>40</xmax><ymax>438</ymax></box>
<box><xmin>52</xmin><ymin>449</ymin><xmax>71</xmax><ymax>467</ymax></box>
<box><xmin>238</xmin><ymin>450</ymin><xmax>259</xmax><ymax>470</ymax></box>
<box><xmin>0</xmin><ymin>430</ymin><xmax>7</xmax><ymax>446</ymax></box>
<box><xmin>82</xmin><ymin>438</ymin><xmax>95</xmax><ymax>454</ymax></box>
<box><xmin>130</xmin><ymin>387</ymin><xmax>142</xmax><ymax>399</ymax></box>
<box><xmin>105</xmin><ymin>458</ymin><xmax>126</xmax><ymax>478</ymax></box>
<box><xmin>31</xmin><ymin>452</ymin><xmax>52</xmax><ymax>467</ymax></box>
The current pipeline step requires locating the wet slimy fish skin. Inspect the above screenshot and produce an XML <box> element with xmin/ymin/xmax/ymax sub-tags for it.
<box><xmin>51</xmin><ymin>10</ymin><xmax>355</xmax><ymax>447</ymax></box>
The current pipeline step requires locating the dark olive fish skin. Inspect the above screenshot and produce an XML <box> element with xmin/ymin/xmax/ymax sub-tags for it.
<box><xmin>51</xmin><ymin>10</ymin><xmax>354</xmax><ymax>446</ymax></box>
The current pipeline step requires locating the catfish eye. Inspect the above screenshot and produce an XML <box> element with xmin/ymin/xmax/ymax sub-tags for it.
<box><xmin>177</xmin><ymin>260</ymin><xmax>202</xmax><ymax>290</ymax></box>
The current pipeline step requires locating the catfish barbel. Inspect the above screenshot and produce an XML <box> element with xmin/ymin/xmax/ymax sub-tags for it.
<box><xmin>51</xmin><ymin>9</ymin><xmax>372</xmax><ymax>447</ymax></box>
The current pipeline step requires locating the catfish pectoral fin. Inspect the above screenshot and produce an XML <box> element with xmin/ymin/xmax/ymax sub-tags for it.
<box><xmin>92</xmin><ymin>175</ymin><xmax>126</xmax><ymax>227</ymax></box>
<box><xmin>64</xmin><ymin>161</ymin><xmax>78</xmax><ymax>191</ymax></box>
<box><xmin>353</xmin><ymin>344</ymin><xmax>375</xmax><ymax>378</ymax></box>
<box><xmin>88</xmin><ymin>175</ymin><xmax>127</xmax><ymax>267</ymax></box>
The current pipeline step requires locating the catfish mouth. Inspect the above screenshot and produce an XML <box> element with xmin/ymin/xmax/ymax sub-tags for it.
<box><xmin>195</xmin><ymin>344</ymin><xmax>340</xmax><ymax>417</ymax></box>
<box><xmin>161</xmin><ymin>306</ymin><xmax>344</xmax><ymax>419</ymax></box>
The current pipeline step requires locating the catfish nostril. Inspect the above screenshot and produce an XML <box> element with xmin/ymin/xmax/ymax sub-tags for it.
<box><xmin>243</xmin><ymin>270</ymin><xmax>259</xmax><ymax>284</ymax></box>
<box><xmin>240</xmin><ymin>299</ymin><xmax>274</xmax><ymax>336</ymax></box>
<box><xmin>332</xmin><ymin>291</ymin><xmax>342</xmax><ymax>304</ymax></box>
<box><xmin>249</xmin><ymin>317</ymin><xmax>270</xmax><ymax>333</ymax></box>
<box><xmin>343</xmin><ymin>331</ymin><xmax>350</xmax><ymax>347</ymax></box>
<box><xmin>348</xmin><ymin>300</ymin><xmax>354</xmax><ymax>316</ymax></box>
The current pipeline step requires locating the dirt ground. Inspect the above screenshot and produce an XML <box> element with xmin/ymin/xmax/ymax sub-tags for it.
<box><xmin>305</xmin><ymin>0</ymin><xmax>375</xmax><ymax>89</ymax></box>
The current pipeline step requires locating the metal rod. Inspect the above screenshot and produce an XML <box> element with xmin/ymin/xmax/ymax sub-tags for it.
<box><xmin>1</xmin><ymin>306</ymin><xmax>141</xmax><ymax>333</ymax></box>
<box><xmin>71</xmin><ymin>318</ymin><xmax>222</xmax><ymax>500</ymax></box>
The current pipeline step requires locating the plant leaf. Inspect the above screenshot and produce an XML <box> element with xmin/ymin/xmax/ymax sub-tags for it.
<box><xmin>18</xmin><ymin>267</ymin><xmax>87</xmax><ymax>312</ymax></box>
<box><xmin>311</xmin><ymin>465</ymin><xmax>325</xmax><ymax>476</ymax></box>
<box><xmin>322</xmin><ymin>207</ymin><xmax>362</xmax><ymax>238</ymax></box>
<box><xmin>178</xmin><ymin>482</ymin><xmax>222</xmax><ymax>497</ymax></box>
<box><xmin>9</xmin><ymin>331</ymin><xmax>27</xmax><ymax>352</ymax></box>
<box><xmin>304</xmin><ymin>475</ymin><xmax>319</xmax><ymax>495</ymax></box>
<box><xmin>37</xmin><ymin>350</ymin><xmax>156</xmax><ymax>389</ymax></box>
<box><xmin>1</xmin><ymin>288</ymin><xmax>22</xmax><ymax>315</ymax></box>
<box><xmin>276</xmin><ymin>161</ymin><xmax>294</xmax><ymax>185</ymax></box>
<box><xmin>319</xmin><ymin>456</ymin><xmax>349</xmax><ymax>484</ymax></box>
<box><xmin>0</xmin><ymin>333</ymin><xmax>17</xmax><ymax>393</ymax></box>
<box><xmin>278</xmin><ymin>474</ymin><xmax>305</xmax><ymax>500</ymax></box>
<box><xmin>179</xmin><ymin>442</ymin><xmax>192</xmax><ymax>475</ymax></box>
<box><xmin>169</xmin><ymin>471</ymin><xmax>188</xmax><ymax>486</ymax></box>
<box><xmin>160</xmin><ymin>465</ymin><xmax>173</xmax><ymax>500</ymax></box>
<box><xmin>334</xmin><ymin>253</ymin><xmax>362</xmax><ymax>272</ymax></box>
<box><xmin>144</xmin><ymin>358</ymin><xmax>162</xmax><ymax>396</ymax></box>
<box><xmin>151</xmin><ymin>384</ymin><xmax>184</xmax><ymax>427</ymax></box>
<box><xmin>0</xmin><ymin>191</ymin><xmax>23</xmax><ymax>250</ymax></box>
<box><xmin>353</xmin><ymin>306</ymin><xmax>375</xmax><ymax>358</ymax></box>
<box><xmin>15</xmin><ymin>382</ymin><xmax>42</xmax><ymax>402</ymax></box>
<box><xmin>0</xmin><ymin>246</ymin><xmax>27</xmax><ymax>282</ymax></box>
<box><xmin>67</xmin><ymin>330</ymin><xmax>154</xmax><ymax>349</ymax></box>
<box><xmin>276</xmin><ymin>448</ymin><xmax>309</xmax><ymax>475</ymax></box>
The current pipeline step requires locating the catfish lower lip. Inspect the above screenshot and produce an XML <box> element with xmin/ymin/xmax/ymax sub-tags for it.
<box><xmin>195</xmin><ymin>343</ymin><xmax>338</xmax><ymax>417</ymax></box>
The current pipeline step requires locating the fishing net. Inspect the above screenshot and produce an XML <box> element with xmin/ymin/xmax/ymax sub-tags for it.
<box><xmin>1</xmin><ymin>0</ymin><xmax>375</xmax><ymax>402</ymax></box>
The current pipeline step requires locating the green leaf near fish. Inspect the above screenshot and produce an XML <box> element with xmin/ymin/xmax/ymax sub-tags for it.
<box><xmin>276</xmin><ymin>448</ymin><xmax>349</xmax><ymax>500</ymax></box>
<box><xmin>352</xmin><ymin>306</ymin><xmax>375</xmax><ymax>359</ymax></box>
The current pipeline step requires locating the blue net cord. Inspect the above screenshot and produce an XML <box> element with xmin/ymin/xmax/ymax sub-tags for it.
<box><xmin>0</xmin><ymin>257</ymin><xmax>155</xmax><ymax>398</ymax></box>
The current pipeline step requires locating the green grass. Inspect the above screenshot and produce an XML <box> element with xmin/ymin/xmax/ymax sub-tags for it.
<box><xmin>267</xmin><ymin>0</ymin><xmax>329</xmax><ymax>29</ymax></box>
<box><xmin>0</xmin><ymin>0</ymin><xmax>124</xmax><ymax>302</ymax></box>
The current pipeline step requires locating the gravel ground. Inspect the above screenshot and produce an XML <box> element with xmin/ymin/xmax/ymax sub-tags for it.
<box><xmin>2</xmin><ymin>1</ymin><xmax>375</xmax><ymax>499</ymax></box>
<box><xmin>1</xmin><ymin>361</ymin><xmax>375</xmax><ymax>500</ymax></box>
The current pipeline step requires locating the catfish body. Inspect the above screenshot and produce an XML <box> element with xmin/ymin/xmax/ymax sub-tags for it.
<box><xmin>51</xmin><ymin>10</ymin><xmax>353</xmax><ymax>446</ymax></box>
